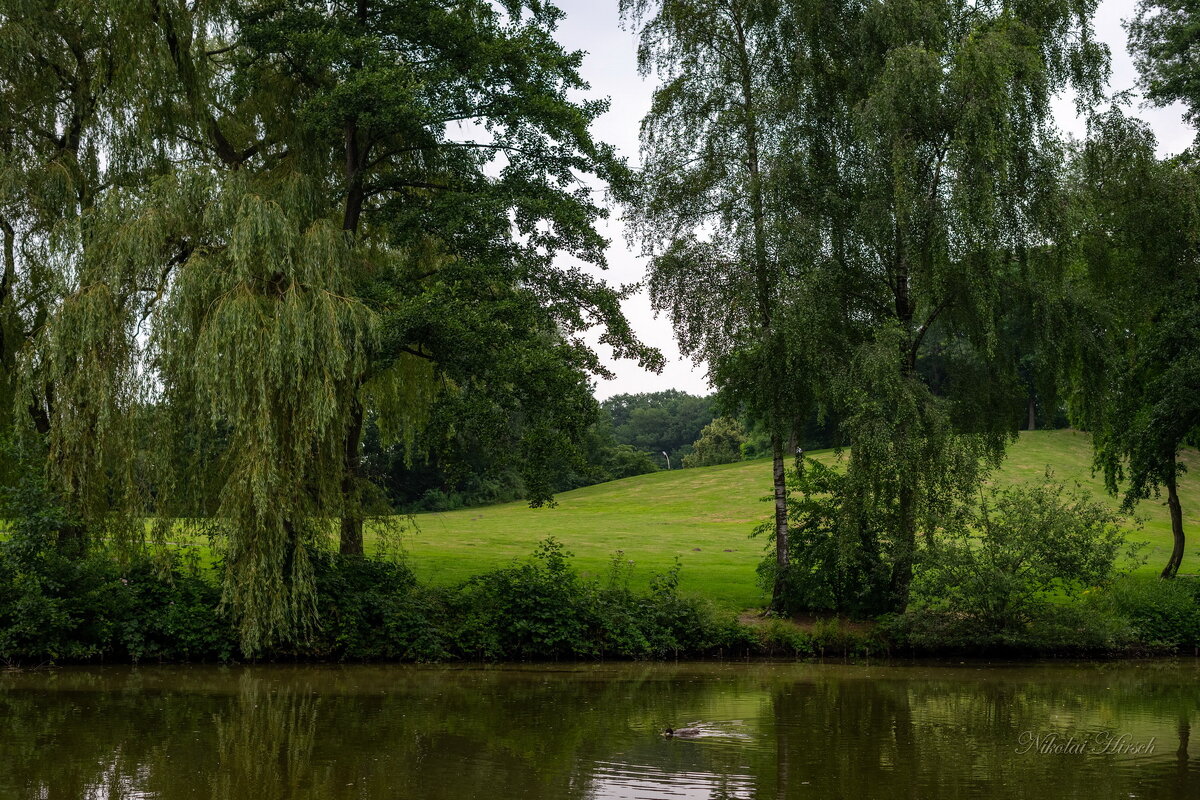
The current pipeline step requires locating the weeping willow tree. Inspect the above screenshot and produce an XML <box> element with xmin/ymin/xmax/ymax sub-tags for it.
<box><xmin>141</xmin><ymin>169</ymin><xmax>376</xmax><ymax>649</ymax></box>
<box><xmin>0</xmin><ymin>0</ymin><xmax>657</xmax><ymax>652</ymax></box>
<box><xmin>0</xmin><ymin>0</ymin><xmax>371</xmax><ymax>645</ymax></box>
<box><xmin>0</xmin><ymin>0</ymin><xmax>176</xmax><ymax>549</ymax></box>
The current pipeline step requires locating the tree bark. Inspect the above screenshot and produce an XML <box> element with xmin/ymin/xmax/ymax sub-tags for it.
<box><xmin>1026</xmin><ymin>394</ymin><xmax>1036</xmax><ymax>431</ymax></box>
<box><xmin>770</xmin><ymin>433</ymin><xmax>790</xmax><ymax>611</ymax></box>
<box><xmin>336</xmin><ymin>0</ymin><xmax>371</xmax><ymax>556</ymax></box>
<box><xmin>0</xmin><ymin>217</ymin><xmax>13</xmax><ymax>372</ymax></box>
<box><xmin>338</xmin><ymin>400</ymin><xmax>365</xmax><ymax>556</ymax></box>
<box><xmin>1162</xmin><ymin>468</ymin><xmax>1185</xmax><ymax>579</ymax></box>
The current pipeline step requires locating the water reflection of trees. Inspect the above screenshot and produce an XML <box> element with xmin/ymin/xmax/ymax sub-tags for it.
<box><xmin>759</xmin><ymin>667</ymin><xmax>1200</xmax><ymax>799</ymax></box>
<box><xmin>0</xmin><ymin>664</ymin><xmax>1197</xmax><ymax>799</ymax></box>
<box><xmin>0</xmin><ymin>666</ymin><xmax>738</xmax><ymax>799</ymax></box>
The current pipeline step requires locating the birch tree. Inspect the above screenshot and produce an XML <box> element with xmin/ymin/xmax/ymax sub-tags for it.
<box><xmin>619</xmin><ymin>0</ymin><xmax>814</xmax><ymax>611</ymax></box>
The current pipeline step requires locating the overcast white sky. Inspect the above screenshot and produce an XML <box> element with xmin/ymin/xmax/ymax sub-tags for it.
<box><xmin>548</xmin><ymin>0</ymin><xmax>1193</xmax><ymax>400</ymax></box>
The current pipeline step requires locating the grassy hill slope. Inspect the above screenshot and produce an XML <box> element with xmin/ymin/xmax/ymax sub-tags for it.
<box><xmin>397</xmin><ymin>430</ymin><xmax>1199</xmax><ymax>611</ymax></box>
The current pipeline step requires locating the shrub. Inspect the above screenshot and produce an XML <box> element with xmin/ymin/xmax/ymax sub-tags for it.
<box><xmin>914</xmin><ymin>480</ymin><xmax>1136</xmax><ymax>632</ymax></box>
<box><xmin>111</xmin><ymin>558</ymin><xmax>236</xmax><ymax>662</ymax></box>
<box><xmin>755</xmin><ymin>459</ymin><xmax>891</xmax><ymax>617</ymax></box>
<box><xmin>744</xmin><ymin>619</ymin><xmax>815</xmax><ymax>657</ymax></box>
<box><xmin>0</xmin><ymin>545</ymin><xmax>235</xmax><ymax>664</ymax></box>
<box><xmin>0</xmin><ymin>467</ymin><xmax>234</xmax><ymax>664</ymax></box>
<box><xmin>634</xmin><ymin>558</ymin><xmax>732</xmax><ymax>656</ymax></box>
<box><xmin>1021</xmin><ymin>601</ymin><xmax>1140</xmax><ymax>653</ymax></box>
<box><xmin>603</xmin><ymin>445</ymin><xmax>660</xmax><ymax>480</ymax></box>
<box><xmin>878</xmin><ymin>601</ymin><xmax>1139</xmax><ymax>655</ymax></box>
<box><xmin>310</xmin><ymin>554</ymin><xmax>452</xmax><ymax>661</ymax></box>
<box><xmin>449</xmin><ymin>540</ymin><xmax>736</xmax><ymax>660</ymax></box>
<box><xmin>1102</xmin><ymin>576</ymin><xmax>1200</xmax><ymax>650</ymax></box>
<box><xmin>452</xmin><ymin>538</ymin><xmax>597</xmax><ymax>659</ymax></box>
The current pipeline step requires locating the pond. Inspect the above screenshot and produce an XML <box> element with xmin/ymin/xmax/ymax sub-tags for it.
<box><xmin>1</xmin><ymin>661</ymin><xmax>1197</xmax><ymax>799</ymax></box>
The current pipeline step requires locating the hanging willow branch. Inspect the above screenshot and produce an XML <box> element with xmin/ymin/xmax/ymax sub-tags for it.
<box><xmin>149</xmin><ymin>170</ymin><xmax>379</xmax><ymax>651</ymax></box>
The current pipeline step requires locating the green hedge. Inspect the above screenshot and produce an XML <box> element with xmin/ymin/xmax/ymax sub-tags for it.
<box><xmin>2</xmin><ymin>536</ymin><xmax>1195</xmax><ymax>664</ymax></box>
<box><xmin>0</xmin><ymin>537</ymin><xmax>753</xmax><ymax>664</ymax></box>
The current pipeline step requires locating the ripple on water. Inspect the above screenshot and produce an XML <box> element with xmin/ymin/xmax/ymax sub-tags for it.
<box><xmin>587</xmin><ymin>759</ymin><xmax>755</xmax><ymax>800</ymax></box>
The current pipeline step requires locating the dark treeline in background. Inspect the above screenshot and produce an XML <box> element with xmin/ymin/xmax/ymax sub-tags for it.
<box><xmin>361</xmin><ymin>388</ymin><xmax>864</xmax><ymax>512</ymax></box>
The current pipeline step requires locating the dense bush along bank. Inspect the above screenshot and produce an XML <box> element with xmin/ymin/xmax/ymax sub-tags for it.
<box><xmin>0</xmin><ymin>536</ymin><xmax>1197</xmax><ymax>665</ymax></box>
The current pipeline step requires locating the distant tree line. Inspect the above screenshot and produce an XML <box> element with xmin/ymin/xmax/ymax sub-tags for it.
<box><xmin>359</xmin><ymin>386</ymin><xmax>870</xmax><ymax>510</ymax></box>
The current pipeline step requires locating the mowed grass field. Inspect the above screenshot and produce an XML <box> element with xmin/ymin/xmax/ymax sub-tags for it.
<box><xmin>394</xmin><ymin>429</ymin><xmax>1200</xmax><ymax>611</ymax></box>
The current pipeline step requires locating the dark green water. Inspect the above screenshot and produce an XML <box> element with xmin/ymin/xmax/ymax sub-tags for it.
<box><xmin>1</xmin><ymin>661</ymin><xmax>1198</xmax><ymax>799</ymax></box>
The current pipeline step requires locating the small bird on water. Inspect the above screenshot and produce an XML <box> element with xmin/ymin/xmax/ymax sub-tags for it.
<box><xmin>663</xmin><ymin>726</ymin><xmax>702</xmax><ymax>738</ymax></box>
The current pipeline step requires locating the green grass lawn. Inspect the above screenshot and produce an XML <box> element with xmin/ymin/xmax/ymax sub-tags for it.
<box><xmin>394</xmin><ymin>429</ymin><xmax>1200</xmax><ymax>611</ymax></box>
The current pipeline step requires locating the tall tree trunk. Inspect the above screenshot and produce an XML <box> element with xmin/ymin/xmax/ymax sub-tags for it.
<box><xmin>732</xmin><ymin>13</ymin><xmax>790</xmax><ymax>613</ymax></box>
<box><xmin>338</xmin><ymin>400</ymin><xmax>365</xmax><ymax>556</ymax></box>
<box><xmin>1162</xmin><ymin>468</ymin><xmax>1185</xmax><ymax>579</ymax></box>
<box><xmin>337</xmin><ymin>2</ymin><xmax>370</xmax><ymax>555</ymax></box>
<box><xmin>1026</xmin><ymin>394</ymin><xmax>1036</xmax><ymax>431</ymax></box>
<box><xmin>770</xmin><ymin>433</ymin><xmax>790</xmax><ymax>611</ymax></box>
<box><xmin>0</xmin><ymin>217</ymin><xmax>13</xmax><ymax>375</ymax></box>
<box><xmin>887</xmin><ymin>314</ymin><xmax>920</xmax><ymax>614</ymax></box>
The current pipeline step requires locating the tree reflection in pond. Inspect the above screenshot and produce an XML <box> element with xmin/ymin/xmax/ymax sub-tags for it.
<box><xmin>0</xmin><ymin>662</ymin><xmax>1197</xmax><ymax>799</ymax></box>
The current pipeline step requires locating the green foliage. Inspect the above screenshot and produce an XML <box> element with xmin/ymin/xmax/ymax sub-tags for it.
<box><xmin>0</xmin><ymin>519</ymin><xmax>747</xmax><ymax>662</ymax></box>
<box><xmin>880</xmin><ymin>601</ymin><xmax>1140</xmax><ymax>655</ymax></box>
<box><xmin>153</xmin><ymin>173</ymin><xmax>378</xmax><ymax>654</ymax></box>
<box><xmin>0</xmin><ymin>549</ymin><xmax>237</xmax><ymax>665</ymax></box>
<box><xmin>915</xmin><ymin>481</ymin><xmax>1135</xmax><ymax>632</ymax></box>
<box><xmin>0</xmin><ymin>466</ymin><xmax>235</xmax><ymax>663</ymax></box>
<box><xmin>600</xmin><ymin>445</ymin><xmax>662</xmax><ymax>481</ymax></box>
<box><xmin>1103</xmin><ymin>576</ymin><xmax>1200</xmax><ymax>650</ymax></box>
<box><xmin>453</xmin><ymin>538</ymin><xmax>591</xmax><ymax>658</ymax></box>
<box><xmin>309</xmin><ymin>554</ymin><xmax>451</xmax><ymax>662</ymax></box>
<box><xmin>1064</xmin><ymin>107</ymin><xmax>1200</xmax><ymax>577</ymax></box>
<box><xmin>451</xmin><ymin>539</ymin><xmax>728</xmax><ymax>659</ymax></box>
<box><xmin>105</xmin><ymin>559</ymin><xmax>238</xmax><ymax>664</ymax></box>
<box><xmin>618</xmin><ymin>0</ymin><xmax>819</xmax><ymax>609</ymax></box>
<box><xmin>364</xmin><ymin>401</ymin><xmax>661</xmax><ymax>513</ymax></box>
<box><xmin>623</xmin><ymin>0</ymin><xmax>1110</xmax><ymax>613</ymax></box>
<box><xmin>601</xmin><ymin>390</ymin><xmax>716</xmax><ymax>467</ymax></box>
<box><xmin>682</xmin><ymin>417</ymin><xmax>745</xmax><ymax>468</ymax></box>
<box><xmin>751</xmin><ymin>620</ymin><xmax>817</xmax><ymax>658</ymax></box>
<box><xmin>1130</xmin><ymin>0</ymin><xmax>1200</xmax><ymax>125</ymax></box>
<box><xmin>739</xmin><ymin>414</ymin><xmax>841</xmax><ymax>459</ymax></box>
<box><xmin>0</xmin><ymin>0</ymin><xmax>662</xmax><ymax>652</ymax></box>
<box><xmin>783</xmin><ymin>0</ymin><xmax>1107</xmax><ymax>614</ymax></box>
<box><xmin>755</xmin><ymin>458</ymin><xmax>892</xmax><ymax>617</ymax></box>
<box><xmin>762</xmin><ymin>459</ymin><xmax>1140</xmax><ymax>633</ymax></box>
